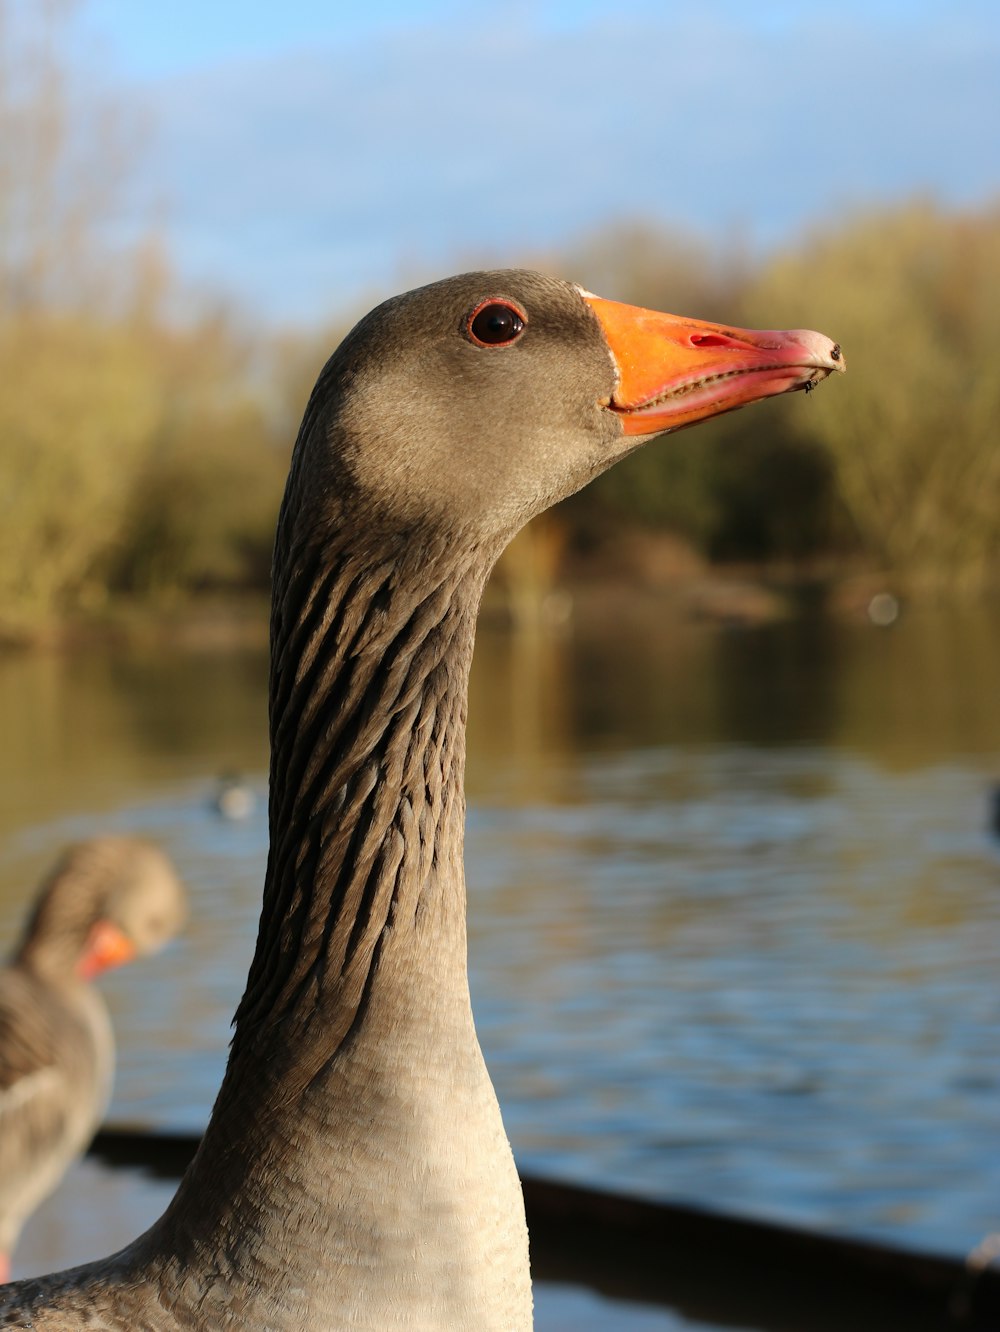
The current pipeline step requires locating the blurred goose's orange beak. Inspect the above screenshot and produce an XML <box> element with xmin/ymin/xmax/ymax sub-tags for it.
<box><xmin>78</xmin><ymin>919</ymin><xmax>137</xmax><ymax>980</ymax></box>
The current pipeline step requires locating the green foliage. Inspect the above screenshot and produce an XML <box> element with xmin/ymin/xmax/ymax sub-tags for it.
<box><xmin>556</xmin><ymin>219</ymin><xmax>744</xmax><ymax>324</ymax></box>
<box><xmin>104</xmin><ymin>318</ymin><xmax>290</xmax><ymax>599</ymax></box>
<box><xmin>109</xmin><ymin>404</ymin><xmax>287</xmax><ymax>600</ymax></box>
<box><xmin>565</xmin><ymin>402</ymin><xmax>844</xmax><ymax>563</ymax></box>
<box><xmin>747</xmin><ymin>199</ymin><xmax>1000</xmax><ymax>586</ymax></box>
<box><xmin>696</xmin><ymin>410</ymin><xmax>843</xmax><ymax>562</ymax></box>
<box><xmin>558</xmin><ymin>203</ymin><xmax>1000</xmax><ymax>587</ymax></box>
<box><xmin>0</xmin><ymin>171</ymin><xmax>998</xmax><ymax>636</ymax></box>
<box><xmin>3</xmin><ymin>7</ymin><xmax>1000</xmax><ymax>637</ymax></box>
<box><xmin>0</xmin><ymin>316</ymin><xmax>162</xmax><ymax>620</ymax></box>
<box><xmin>0</xmin><ymin>304</ymin><xmax>291</xmax><ymax>632</ymax></box>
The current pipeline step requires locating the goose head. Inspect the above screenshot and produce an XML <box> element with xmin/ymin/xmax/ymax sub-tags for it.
<box><xmin>288</xmin><ymin>269</ymin><xmax>843</xmax><ymax>554</ymax></box>
<box><xmin>15</xmin><ymin>838</ymin><xmax>188</xmax><ymax>983</ymax></box>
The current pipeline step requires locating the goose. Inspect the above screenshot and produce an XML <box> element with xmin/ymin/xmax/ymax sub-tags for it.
<box><xmin>0</xmin><ymin>836</ymin><xmax>187</xmax><ymax>1283</ymax></box>
<box><xmin>0</xmin><ymin>270</ymin><xmax>842</xmax><ymax>1329</ymax></box>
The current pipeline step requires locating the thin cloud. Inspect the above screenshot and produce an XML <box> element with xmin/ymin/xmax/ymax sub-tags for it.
<box><xmin>120</xmin><ymin>9</ymin><xmax>1000</xmax><ymax>322</ymax></box>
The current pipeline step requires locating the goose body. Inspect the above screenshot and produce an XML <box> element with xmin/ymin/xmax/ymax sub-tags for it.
<box><xmin>0</xmin><ymin>837</ymin><xmax>187</xmax><ymax>1282</ymax></box>
<box><xmin>0</xmin><ymin>271</ymin><xmax>842</xmax><ymax>1328</ymax></box>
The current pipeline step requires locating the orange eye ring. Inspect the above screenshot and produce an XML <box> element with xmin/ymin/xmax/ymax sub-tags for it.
<box><xmin>466</xmin><ymin>298</ymin><xmax>527</xmax><ymax>348</ymax></box>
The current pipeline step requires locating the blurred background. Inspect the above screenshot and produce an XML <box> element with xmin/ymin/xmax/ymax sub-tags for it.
<box><xmin>0</xmin><ymin>1</ymin><xmax>998</xmax><ymax>1328</ymax></box>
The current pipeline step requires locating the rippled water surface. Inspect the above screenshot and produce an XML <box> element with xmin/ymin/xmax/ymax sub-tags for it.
<box><xmin>1</xmin><ymin>597</ymin><xmax>998</xmax><ymax>1329</ymax></box>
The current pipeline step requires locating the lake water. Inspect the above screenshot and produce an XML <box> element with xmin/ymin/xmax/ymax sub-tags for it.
<box><xmin>1</xmin><ymin>592</ymin><xmax>998</xmax><ymax>1330</ymax></box>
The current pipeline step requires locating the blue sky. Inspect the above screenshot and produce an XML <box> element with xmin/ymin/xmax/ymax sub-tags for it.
<box><xmin>73</xmin><ymin>1</ymin><xmax>1000</xmax><ymax>325</ymax></box>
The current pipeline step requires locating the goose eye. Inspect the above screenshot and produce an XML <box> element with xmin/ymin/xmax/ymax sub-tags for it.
<box><xmin>467</xmin><ymin>300</ymin><xmax>526</xmax><ymax>347</ymax></box>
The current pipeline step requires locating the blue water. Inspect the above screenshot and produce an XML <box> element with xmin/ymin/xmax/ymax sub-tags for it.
<box><xmin>1</xmin><ymin>602</ymin><xmax>998</xmax><ymax>1329</ymax></box>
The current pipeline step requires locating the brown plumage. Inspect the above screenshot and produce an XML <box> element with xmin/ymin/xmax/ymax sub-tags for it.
<box><xmin>0</xmin><ymin>271</ymin><xmax>842</xmax><ymax>1328</ymax></box>
<box><xmin>0</xmin><ymin>837</ymin><xmax>187</xmax><ymax>1281</ymax></box>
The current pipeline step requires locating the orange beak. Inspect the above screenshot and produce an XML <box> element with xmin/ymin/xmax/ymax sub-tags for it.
<box><xmin>77</xmin><ymin>919</ymin><xmax>137</xmax><ymax>980</ymax></box>
<box><xmin>582</xmin><ymin>292</ymin><xmax>845</xmax><ymax>436</ymax></box>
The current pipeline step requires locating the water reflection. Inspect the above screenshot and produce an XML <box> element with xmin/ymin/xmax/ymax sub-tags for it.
<box><xmin>0</xmin><ymin>644</ymin><xmax>269</xmax><ymax>848</ymax></box>
<box><xmin>0</xmin><ymin>598</ymin><xmax>997</xmax><ymax>1321</ymax></box>
<box><xmin>469</xmin><ymin>596</ymin><xmax>1000</xmax><ymax>778</ymax></box>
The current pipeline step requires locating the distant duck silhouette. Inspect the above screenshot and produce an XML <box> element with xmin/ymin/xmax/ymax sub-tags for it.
<box><xmin>0</xmin><ymin>837</ymin><xmax>187</xmax><ymax>1281</ymax></box>
<box><xmin>211</xmin><ymin>773</ymin><xmax>256</xmax><ymax>822</ymax></box>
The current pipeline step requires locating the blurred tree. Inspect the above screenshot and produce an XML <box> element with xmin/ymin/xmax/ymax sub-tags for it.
<box><xmin>0</xmin><ymin>315</ymin><xmax>161</xmax><ymax>618</ymax></box>
<box><xmin>748</xmin><ymin>199</ymin><xmax>1000</xmax><ymax>587</ymax></box>
<box><xmin>1</xmin><ymin>4</ymin><xmax>996</xmax><ymax>639</ymax></box>
<box><xmin>0</xmin><ymin>0</ymin><xmax>138</xmax><ymax>315</ymax></box>
<box><xmin>106</xmin><ymin>313</ymin><xmax>290</xmax><ymax>599</ymax></box>
<box><xmin>556</xmin><ymin>219</ymin><xmax>745</xmax><ymax>323</ymax></box>
<box><xmin>0</xmin><ymin>0</ymin><xmax>157</xmax><ymax>630</ymax></box>
<box><xmin>0</xmin><ymin>1</ymin><xmax>288</xmax><ymax>631</ymax></box>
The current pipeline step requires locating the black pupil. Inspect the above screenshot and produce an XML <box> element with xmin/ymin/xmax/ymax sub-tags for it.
<box><xmin>471</xmin><ymin>303</ymin><xmax>523</xmax><ymax>345</ymax></box>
